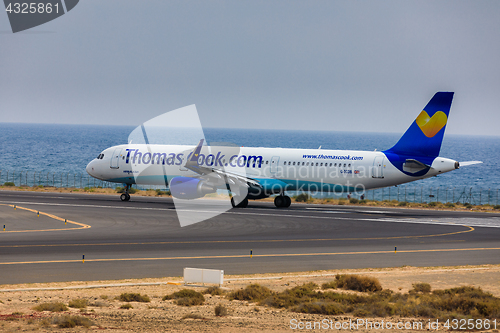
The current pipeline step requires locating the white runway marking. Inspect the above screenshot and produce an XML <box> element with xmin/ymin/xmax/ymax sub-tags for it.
<box><xmin>1</xmin><ymin>200</ymin><xmax>499</xmax><ymax>228</ymax></box>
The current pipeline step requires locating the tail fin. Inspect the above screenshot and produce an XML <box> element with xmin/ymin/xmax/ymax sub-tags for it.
<box><xmin>385</xmin><ymin>92</ymin><xmax>454</xmax><ymax>157</ymax></box>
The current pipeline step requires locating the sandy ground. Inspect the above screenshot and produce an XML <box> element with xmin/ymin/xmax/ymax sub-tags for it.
<box><xmin>0</xmin><ymin>265</ymin><xmax>499</xmax><ymax>332</ymax></box>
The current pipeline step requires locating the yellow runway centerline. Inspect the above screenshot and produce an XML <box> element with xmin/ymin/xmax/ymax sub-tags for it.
<box><xmin>0</xmin><ymin>204</ymin><xmax>91</xmax><ymax>233</ymax></box>
<box><xmin>0</xmin><ymin>246</ymin><xmax>499</xmax><ymax>265</ymax></box>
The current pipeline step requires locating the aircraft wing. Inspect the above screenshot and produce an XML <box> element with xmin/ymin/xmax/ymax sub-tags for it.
<box><xmin>184</xmin><ymin>139</ymin><xmax>262</xmax><ymax>189</ymax></box>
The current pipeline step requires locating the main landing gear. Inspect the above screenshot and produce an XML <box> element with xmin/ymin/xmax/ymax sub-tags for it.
<box><xmin>274</xmin><ymin>195</ymin><xmax>291</xmax><ymax>208</ymax></box>
<box><xmin>231</xmin><ymin>197</ymin><xmax>248</xmax><ymax>208</ymax></box>
<box><xmin>120</xmin><ymin>184</ymin><xmax>131</xmax><ymax>201</ymax></box>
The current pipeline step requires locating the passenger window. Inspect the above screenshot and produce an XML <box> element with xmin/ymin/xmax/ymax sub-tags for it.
<box><xmin>288</xmin><ymin>161</ymin><xmax>291</xmax><ymax>165</ymax></box>
<box><xmin>293</xmin><ymin>162</ymin><xmax>295</xmax><ymax>166</ymax></box>
<box><xmin>284</xmin><ymin>161</ymin><xmax>286</xmax><ymax>165</ymax></box>
<box><xmin>316</xmin><ymin>163</ymin><xmax>318</xmax><ymax>166</ymax></box>
<box><xmin>343</xmin><ymin>163</ymin><xmax>346</xmax><ymax>167</ymax></box>
<box><xmin>320</xmin><ymin>163</ymin><xmax>323</xmax><ymax>166</ymax></box>
<box><xmin>348</xmin><ymin>164</ymin><xmax>351</xmax><ymax>167</ymax></box>
<box><xmin>334</xmin><ymin>163</ymin><xmax>337</xmax><ymax>167</ymax></box>
<box><xmin>266</xmin><ymin>161</ymin><xmax>269</xmax><ymax>164</ymax></box>
<box><xmin>302</xmin><ymin>162</ymin><xmax>305</xmax><ymax>166</ymax></box>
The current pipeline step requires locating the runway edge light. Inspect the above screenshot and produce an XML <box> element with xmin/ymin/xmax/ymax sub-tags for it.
<box><xmin>395</xmin><ymin>247</ymin><xmax>397</xmax><ymax>254</ymax></box>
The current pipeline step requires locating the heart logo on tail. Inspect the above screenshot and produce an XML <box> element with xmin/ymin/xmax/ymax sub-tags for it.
<box><xmin>416</xmin><ymin>110</ymin><xmax>447</xmax><ymax>138</ymax></box>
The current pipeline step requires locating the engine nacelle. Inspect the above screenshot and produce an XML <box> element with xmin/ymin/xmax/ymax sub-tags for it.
<box><xmin>169</xmin><ymin>177</ymin><xmax>215</xmax><ymax>200</ymax></box>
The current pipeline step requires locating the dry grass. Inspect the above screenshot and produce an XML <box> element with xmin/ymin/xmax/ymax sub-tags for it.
<box><xmin>202</xmin><ymin>286</ymin><xmax>225</xmax><ymax>296</ymax></box>
<box><xmin>214</xmin><ymin>304</ymin><xmax>228</xmax><ymax>316</ymax></box>
<box><xmin>118</xmin><ymin>293</ymin><xmax>151</xmax><ymax>302</ymax></box>
<box><xmin>120</xmin><ymin>303</ymin><xmax>133</xmax><ymax>310</ymax></box>
<box><xmin>163</xmin><ymin>289</ymin><xmax>205</xmax><ymax>306</ymax></box>
<box><xmin>228</xmin><ymin>284</ymin><xmax>273</xmax><ymax>301</ymax></box>
<box><xmin>68</xmin><ymin>298</ymin><xmax>88</xmax><ymax>308</ymax></box>
<box><xmin>412</xmin><ymin>282</ymin><xmax>432</xmax><ymax>293</ymax></box>
<box><xmin>334</xmin><ymin>274</ymin><xmax>383</xmax><ymax>292</ymax></box>
<box><xmin>182</xmin><ymin>313</ymin><xmax>205</xmax><ymax>320</ymax></box>
<box><xmin>32</xmin><ymin>302</ymin><xmax>68</xmax><ymax>312</ymax></box>
<box><xmin>52</xmin><ymin>315</ymin><xmax>94</xmax><ymax>328</ymax></box>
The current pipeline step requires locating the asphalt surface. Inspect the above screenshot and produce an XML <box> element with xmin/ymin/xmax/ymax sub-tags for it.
<box><xmin>0</xmin><ymin>190</ymin><xmax>499</xmax><ymax>284</ymax></box>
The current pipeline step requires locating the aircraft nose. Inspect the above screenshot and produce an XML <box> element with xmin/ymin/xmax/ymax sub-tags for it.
<box><xmin>86</xmin><ymin>160</ymin><xmax>96</xmax><ymax>177</ymax></box>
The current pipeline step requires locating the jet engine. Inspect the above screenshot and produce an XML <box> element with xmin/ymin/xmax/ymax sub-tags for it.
<box><xmin>169</xmin><ymin>177</ymin><xmax>216</xmax><ymax>199</ymax></box>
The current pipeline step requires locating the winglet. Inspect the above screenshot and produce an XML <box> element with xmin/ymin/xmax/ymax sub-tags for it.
<box><xmin>189</xmin><ymin>139</ymin><xmax>204</xmax><ymax>162</ymax></box>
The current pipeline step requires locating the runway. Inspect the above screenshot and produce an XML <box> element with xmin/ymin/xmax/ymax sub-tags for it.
<box><xmin>0</xmin><ymin>190</ymin><xmax>499</xmax><ymax>284</ymax></box>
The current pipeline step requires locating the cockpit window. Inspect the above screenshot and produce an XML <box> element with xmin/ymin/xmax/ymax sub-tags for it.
<box><xmin>97</xmin><ymin>154</ymin><xmax>104</xmax><ymax>160</ymax></box>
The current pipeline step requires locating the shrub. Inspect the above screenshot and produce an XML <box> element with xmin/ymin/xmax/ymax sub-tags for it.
<box><xmin>335</xmin><ymin>274</ymin><xmax>382</xmax><ymax>292</ymax></box>
<box><xmin>52</xmin><ymin>315</ymin><xmax>93</xmax><ymax>328</ymax></box>
<box><xmin>428</xmin><ymin>202</ymin><xmax>438</xmax><ymax>207</ymax></box>
<box><xmin>349</xmin><ymin>198</ymin><xmax>359</xmax><ymax>204</ymax></box>
<box><xmin>412</xmin><ymin>283</ymin><xmax>432</xmax><ymax>293</ymax></box>
<box><xmin>445</xmin><ymin>202</ymin><xmax>456</xmax><ymax>208</ymax></box>
<box><xmin>464</xmin><ymin>203</ymin><xmax>473</xmax><ymax>209</ymax></box>
<box><xmin>4</xmin><ymin>182</ymin><xmax>15</xmax><ymax>186</ymax></box>
<box><xmin>321</xmin><ymin>281</ymin><xmax>337</xmax><ymax>290</ymax></box>
<box><xmin>293</xmin><ymin>301</ymin><xmax>344</xmax><ymax>315</ymax></box>
<box><xmin>68</xmin><ymin>299</ymin><xmax>87</xmax><ymax>308</ymax></box>
<box><xmin>215</xmin><ymin>304</ymin><xmax>228</xmax><ymax>316</ymax></box>
<box><xmin>163</xmin><ymin>289</ymin><xmax>205</xmax><ymax>306</ymax></box>
<box><xmin>120</xmin><ymin>303</ymin><xmax>133</xmax><ymax>309</ymax></box>
<box><xmin>33</xmin><ymin>302</ymin><xmax>68</xmax><ymax>312</ymax></box>
<box><xmin>494</xmin><ymin>205</ymin><xmax>500</xmax><ymax>210</ymax></box>
<box><xmin>295</xmin><ymin>193</ymin><xmax>311</xmax><ymax>202</ymax></box>
<box><xmin>116</xmin><ymin>187</ymin><xmax>137</xmax><ymax>194</ymax></box>
<box><xmin>118</xmin><ymin>293</ymin><xmax>150</xmax><ymax>302</ymax></box>
<box><xmin>337</xmin><ymin>198</ymin><xmax>346</xmax><ymax>205</ymax></box>
<box><xmin>203</xmin><ymin>286</ymin><xmax>225</xmax><ymax>296</ymax></box>
<box><xmin>228</xmin><ymin>284</ymin><xmax>273</xmax><ymax>302</ymax></box>
<box><xmin>182</xmin><ymin>313</ymin><xmax>204</xmax><ymax>319</ymax></box>
<box><xmin>260</xmin><ymin>283</ymin><xmax>319</xmax><ymax>309</ymax></box>
<box><xmin>398</xmin><ymin>201</ymin><xmax>408</xmax><ymax>206</ymax></box>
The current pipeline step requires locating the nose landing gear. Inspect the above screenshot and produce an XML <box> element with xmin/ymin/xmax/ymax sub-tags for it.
<box><xmin>120</xmin><ymin>184</ymin><xmax>131</xmax><ymax>201</ymax></box>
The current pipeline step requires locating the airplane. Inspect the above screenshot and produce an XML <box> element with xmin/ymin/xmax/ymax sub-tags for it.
<box><xmin>86</xmin><ymin>92</ymin><xmax>481</xmax><ymax>208</ymax></box>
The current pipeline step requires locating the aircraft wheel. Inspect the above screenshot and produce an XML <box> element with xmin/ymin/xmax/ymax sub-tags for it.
<box><xmin>120</xmin><ymin>193</ymin><xmax>128</xmax><ymax>201</ymax></box>
<box><xmin>125</xmin><ymin>193</ymin><xmax>131</xmax><ymax>201</ymax></box>
<box><xmin>274</xmin><ymin>196</ymin><xmax>285</xmax><ymax>208</ymax></box>
<box><xmin>283</xmin><ymin>195</ymin><xmax>291</xmax><ymax>208</ymax></box>
<box><xmin>231</xmin><ymin>197</ymin><xmax>248</xmax><ymax>208</ymax></box>
<box><xmin>238</xmin><ymin>198</ymin><xmax>248</xmax><ymax>208</ymax></box>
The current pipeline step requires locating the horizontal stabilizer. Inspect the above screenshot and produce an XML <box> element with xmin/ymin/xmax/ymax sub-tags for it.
<box><xmin>459</xmin><ymin>161</ymin><xmax>483</xmax><ymax>167</ymax></box>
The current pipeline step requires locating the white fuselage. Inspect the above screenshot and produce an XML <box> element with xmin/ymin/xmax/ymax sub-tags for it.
<box><xmin>86</xmin><ymin>144</ymin><xmax>458</xmax><ymax>194</ymax></box>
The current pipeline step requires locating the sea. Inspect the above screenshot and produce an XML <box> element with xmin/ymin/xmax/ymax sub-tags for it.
<box><xmin>1</xmin><ymin>123</ymin><xmax>499</xmax><ymax>204</ymax></box>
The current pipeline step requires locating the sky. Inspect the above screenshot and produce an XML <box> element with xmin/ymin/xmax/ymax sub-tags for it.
<box><xmin>1</xmin><ymin>0</ymin><xmax>499</xmax><ymax>135</ymax></box>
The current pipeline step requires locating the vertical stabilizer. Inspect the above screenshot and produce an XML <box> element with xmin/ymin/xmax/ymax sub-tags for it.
<box><xmin>385</xmin><ymin>92</ymin><xmax>454</xmax><ymax>157</ymax></box>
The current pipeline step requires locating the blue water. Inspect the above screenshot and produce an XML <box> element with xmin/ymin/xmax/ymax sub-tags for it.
<box><xmin>0</xmin><ymin>123</ymin><xmax>499</xmax><ymax>203</ymax></box>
